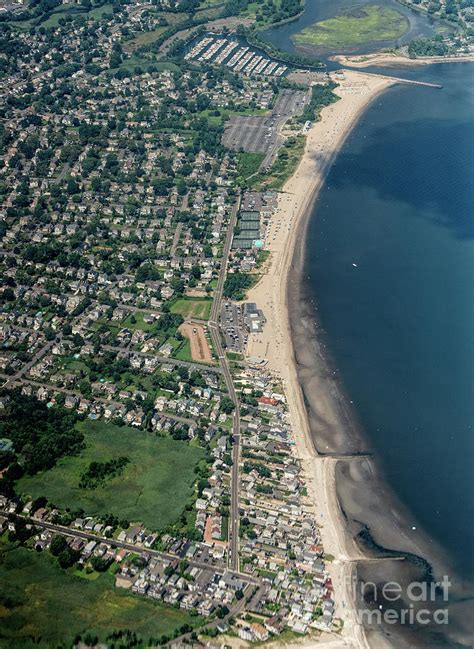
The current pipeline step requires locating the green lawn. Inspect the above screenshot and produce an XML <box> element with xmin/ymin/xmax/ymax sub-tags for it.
<box><xmin>164</xmin><ymin>336</ymin><xmax>183</xmax><ymax>354</ymax></box>
<box><xmin>122</xmin><ymin>311</ymin><xmax>158</xmax><ymax>332</ymax></box>
<box><xmin>123</xmin><ymin>26</ymin><xmax>169</xmax><ymax>52</ymax></box>
<box><xmin>220</xmin><ymin>515</ymin><xmax>229</xmax><ymax>541</ymax></box>
<box><xmin>40</xmin><ymin>3</ymin><xmax>113</xmax><ymax>27</ymax></box>
<box><xmin>0</xmin><ymin>541</ymin><xmax>199</xmax><ymax>648</ymax></box>
<box><xmin>195</xmin><ymin>106</ymin><xmax>268</xmax><ymax>127</ymax></box>
<box><xmin>170</xmin><ymin>298</ymin><xmax>213</xmax><ymax>320</ymax></box>
<box><xmin>257</xmin><ymin>135</ymin><xmax>306</xmax><ymax>190</ymax></box>
<box><xmin>227</xmin><ymin>351</ymin><xmax>244</xmax><ymax>361</ymax></box>
<box><xmin>110</xmin><ymin>57</ymin><xmax>180</xmax><ymax>75</ymax></box>
<box><xmin>174</xmin><ymin>338</ymin><xmax>193</xmax><ymax>362</ymax></box>
<box><xmin>293</xmin><ymin>4</ymin><xmax>409</xmax><ymax>49</ymax></box>
<box><xmin>7</xmin><ymin>1</ymin><xmax>113</xmax><ymax>30</ymax></box>
<box><xmin>198</xmin><ymin>0</ymin><xmax>224</xmax><ymax>8</ymax></box>
<box><xmin>87</xmin><ymin>3</ymin><xmax>113</xmax><ymax>19</ymax></box>
<box><xmin>17</xmin><ymin>421</ymin><xmax>204</xmax><ymax>531</ymax></box>
<box><xmin>237</xmin><ymin>152</ymin><xmax>265</xmax><ymax>181</ymax></box>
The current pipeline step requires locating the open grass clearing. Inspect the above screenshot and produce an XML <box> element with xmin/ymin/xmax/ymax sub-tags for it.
<box><xmin>255</xmin><ymin>135</ymin><xmax>306</xmax><ymax>190</ymax></box>
<box><xmin>237</xmin><ymin>152</ymin><xmax>265</xmax><ymax>181</ymax></box>
<box><xmin>40</xmin><ymin>3</ymin><xmax>113</xmax><ymax>28</ymax></box>
<box><xmin>17</xmin><ymin>420</ymin><xmax>204</xmax><ymax>531</ymax></box>
<box><xmin>123</xmin><ymin>27</ymin><xmax>169</xmax><ymax>52</ymax></box>
<box><xmin>170</xmin><ymin>297</ymin><xmax>213</xmax><ymax>320</ymax></box>
<box><xmin>0</xmin><ymin>540</ymin><xmax>199</xmax><ymax>648</ymax></box>
<box><xmin>293</xmin><ymin>4</ymin><xmax>409</xmax><ymax>49</ymax></box>
<box><xmin>122</xmin><ymin>311</ymin><xmax>159</xmax><ymax>332</ymax></box>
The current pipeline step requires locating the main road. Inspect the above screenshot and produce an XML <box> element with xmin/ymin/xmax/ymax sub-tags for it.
<box><xmin>2</xmin><ymin>510</ymin><xmax>259</xmax><ymax>586</ymax></box>
<box><xmin>208</xmin><ymin>193</ymin><xmax>241</xmax><ymax>572</ymax></box>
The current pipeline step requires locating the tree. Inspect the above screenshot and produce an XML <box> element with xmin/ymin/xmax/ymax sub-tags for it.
<box><xmin>0</xmin><ymin>390</ymin><xmax>82</xmax><ymax>476</ymax></box>
<box><xmin>50</xmin><ymin>534</ymin><xmax>67</xmax><ymax>556</ymax></box>
<box><xmin>91</xmin><ymin>555</ymin><xmax>112</xmax><ymax>572</ymax></box>
<box><xmin>223</xmin><ymin>272</ymin><xmax>253</xmax><ymax>300</ymax></box>
<box><xmin>220</xmin><ymin>396</ymin><xmax>235</xmax><ymax>414</ymax></box>
<box><xmin>0</xmin><ymin>287</ymin><xmax>15</xmax><ymax>302</ymax></box>
<box><xmin>58</xmin><ymin>547</ymin><xmax>80</xmax><ymax>569</ymax></box>
<box><xmin>216</xmin><ymin>605</ymin><xmax>229</xmax><ymax>618</ymax></box>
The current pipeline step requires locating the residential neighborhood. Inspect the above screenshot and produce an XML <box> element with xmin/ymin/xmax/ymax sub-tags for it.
<box><xmin>0</xmin><ymin>0</ymin><xmax>342</xmax><ymax>646</ymax></box>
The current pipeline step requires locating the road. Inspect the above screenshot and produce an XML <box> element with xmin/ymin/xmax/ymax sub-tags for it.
<box><xmin>208</xmin><ymin>194</ymin><xmax>241</xmax><ymax>572</ymax></box>
<box><xmin>2</xmin><ymin>340</ymin><xmax>55</xmax><ymax>389</ymax></box>
<box><xmin>3</xmin><ymin>510</ymin><xmax>259</xmax><ymax>586</ymax></box>
<box><xmin>222</xmin><ymin>89</ymin><xmax>308</xmax><ymax>171</ymax></box>
<box><xmin>102</xmin><ymin>344</ymin><xmax>222</xmax><ymax>374</ymax></box>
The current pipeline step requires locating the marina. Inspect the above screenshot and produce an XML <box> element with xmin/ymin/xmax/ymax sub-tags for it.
<box><xmin>184</xmin><ymin>35</ymin><xmax>288</xmax><ymax>78</ymax></box>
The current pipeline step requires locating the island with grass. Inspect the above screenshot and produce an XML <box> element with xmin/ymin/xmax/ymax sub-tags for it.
<box><xmin>292</xmin><ymin>4</ymin><xmax>410</xmax><ymax>50</ymax></box>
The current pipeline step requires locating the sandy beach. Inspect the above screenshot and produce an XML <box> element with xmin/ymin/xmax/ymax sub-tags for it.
<box><xmin>244</xmin><ymin>69</ymin><xmax>395</xmax><ymax>648</ymax></box>
<box><xmin>243</xmin><ymin>65</ymin><xmax>474</xmax><ymax>648</ymax></box>
<box><xmin>331</xmin><ymin>51</ymin><xmax>474</xmax><ymax>68</ymax></box>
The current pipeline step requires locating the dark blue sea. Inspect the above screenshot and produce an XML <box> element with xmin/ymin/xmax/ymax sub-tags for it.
<box><xmin>305</xmin><ymin>62</ymin><xmax>474</xmax><ymax>582</ymax></box>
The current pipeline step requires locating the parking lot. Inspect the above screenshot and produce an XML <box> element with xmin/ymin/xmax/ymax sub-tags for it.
<box><xmin>221</xmin><ymin>302</ymin><xmax>246</xmax><ymax>353</ymax></box>
<box><xmin>222</xmin><ymin>89</ymin><xmax>308</xmax><ymax>168</ymax></box>
<box><xmin>223</xmin><ymin>114</ymin><xmax>275</xmax><ymax>154</ymax></box>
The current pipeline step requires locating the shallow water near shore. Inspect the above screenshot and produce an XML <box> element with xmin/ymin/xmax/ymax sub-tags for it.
<box><xmin>301</xmin><ymin>62</ymin><xmax>474</xmax><ymax>641</ymax></box>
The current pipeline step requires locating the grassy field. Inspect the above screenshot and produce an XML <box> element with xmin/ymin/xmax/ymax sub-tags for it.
<box><xmin>293</xmin><ymin>4</ymin><xmax>409</xmax><ymax>49</ymax></box>
<box><xmin>122</xmin><ymin>311</ymin><xmax>158</xmax><ymax>332</ymax></box>
<box><xmin>17</xmin><ymin>421</ymin><xmax>204</xmax><ymax>530</ymax></box>
<box><xmin>174</xmin><ymin>338</ymin><xmax>193</xmax><ymax>362</ymax></box>
<box><xmin>170</xmin><ymin>297</ymin><xmax>213</xmax><ymax>320</ymax></box>
<box><xmin>8</xmin><ymin>2</ymin><xmax>113</xmax><ymax>30</ymax></box>
<box><xmin>256</xmin><ymin>135</ymin><xmax>306</xmax><ymax>190</ymax></box>
<box><xmin>123</xmin><ymin>27</ymin><xmax>169</xmax><ymax>52</ymax></box>
<box><xmin>0</xmin><ymin>541</ymin><xmax>198</xmax><ymax>648</ymax></box>
<box><xmin>237</xmin><ymin>152</ymin><xmax>265</xmax><ymax>181</ymax></box>
<box><xmin>110</xmin><ymin>57</ymin><xmax>180</xmax><ymax>75</ymax></box>
<box><xmin>196</xmin><ymin>106</ymin><xmax>268</xmax><ymax>127</ymax></box>
<box><xmin>198</xmin><ymin>0</ymin><xmax>224</xmax><ymax>8</ymax></box>
<box><xmin>41</xmin><ymin>3</ymin><xmax>112</xmax><ymax>28</ymax></box>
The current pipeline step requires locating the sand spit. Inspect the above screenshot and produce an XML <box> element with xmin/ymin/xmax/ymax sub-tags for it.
<box><xmin>331</xmin><ymin>51</ymin><xmax>474</xmax><ymax>68</ymax></box>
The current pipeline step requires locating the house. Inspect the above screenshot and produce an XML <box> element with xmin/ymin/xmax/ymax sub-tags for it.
<box><xmin>83</xmin><ymin>540</ymin><xmax>97</xmax><ymax>557</ymax></box>
<box><xmin>265</xmin><ymin>615</ymin><xmax>285</xmax><ymax>635</ymax></box>
<box><xmin>238</xmin><ymin>626</ymin><xmax>254</xmax><ymax>642</ymax></box>
<box><xmin>250</xmin><ymin>623</ymin><xmax>269</xmax><ymax>641</ymax></box>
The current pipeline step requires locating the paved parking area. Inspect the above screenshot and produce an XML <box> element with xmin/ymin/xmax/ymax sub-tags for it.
<box><xmin>221</xmin><ymin>302</ymin><xmax>246</xmax><ymax>353</ymax></box>
<box><xmin>223</xmin><ymin>114</ymin><xmax>274</xmax><ymax>153</ymax></box>
<box><xmin>222</xmin><ymin>89</ymin><xmax>308</xmax><ymax>168</ymax></box>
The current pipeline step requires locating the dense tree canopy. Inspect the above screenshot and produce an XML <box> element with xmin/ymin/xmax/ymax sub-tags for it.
<box><xmin>0</xmin><ymin>390</ymin><xmax>82</xmax><ymax>477</ymax></box>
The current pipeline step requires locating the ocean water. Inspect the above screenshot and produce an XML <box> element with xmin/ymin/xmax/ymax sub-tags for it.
<box><xmin>305</xmin><ymin>63</ymin><xmax>474</xmax><ymax>581</ymax></box>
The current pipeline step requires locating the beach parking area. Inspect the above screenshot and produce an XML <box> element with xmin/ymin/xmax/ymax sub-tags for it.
<box><xmin>222</xmin><ymin>89</ymin><xmax>307</xmax><ymax>169</ymax></box>
<box><xmin>179</xmin><ymin>322</ymin><xmax>214</xmax><ymax>364</ymax></box>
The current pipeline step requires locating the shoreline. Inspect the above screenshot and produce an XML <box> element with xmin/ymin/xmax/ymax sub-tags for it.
<box><xmin>330</xmin><ymin>51</ymin><xmax>474</xmax><ymax>68</ymax></box>
<box><xmin>245</xmin><ymin>67</ymin><xmax>474</xmax><ymax>647</ymax></box>
<box><xmin>245</xmin><ymin>69</ymin><xmax>395</xmax><ymax>647</ymax></box>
